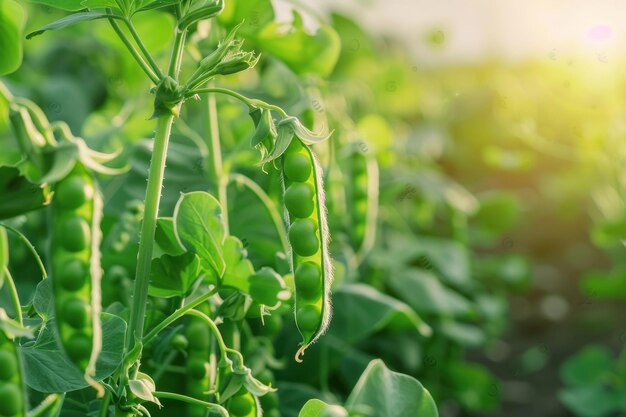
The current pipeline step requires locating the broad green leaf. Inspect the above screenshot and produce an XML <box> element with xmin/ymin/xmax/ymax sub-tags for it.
<box><xmin>149</xmin><ymin>252</ymin><xmax>202</xmax><ymax>298</ymax></box>
<box><xmin>20</xmin><ymin>313</ymin><xmax>126</xmax><ymax>392</ymax></box>
<box><xmin>0</xmin><ymin>225</ymin><xmax>6</xmax><ymax>288</ymax></box>
<box><xmin>329</xmin><ymin>284</ymin><xmax>431</xmax><ymax>345</ymax></box>
<box><xmin>298</xmin><ymin>399</ymin><xmax>348</xmax><ymax>417</ymax></box>
<box><xmin>345</xmin><ymin>359</ymin><xmax>438</xmax><ymax>417</ymax></box>
<box><xmin>559</xmin><ymin>385</ymin><xmax>621</xmax><ymax>417</ymax></box>
<box><xmin>32</xmin><ymin>279</ymin><xmax>54</xmax><ymax>319</ymax></box>
<box><xmin>173</xmin><ymin>191</ymin><xmax>226</xmax><ymax>276</ymax></box>
<box><xmin>221</xmin><ymin>236</ymin><xmax>255</xmax><ymax>292</ymax></box>
<box><xmin>443</xmin><ymin>362</ymin><xmax>499</xmax><ymax>412</ymax></box>
<box><xmin>0</xmin><ymin>0</ymin><xmax>26</xmax><ymax>75</ymax></box>
<box><xmin>27</xmin><ymin>12</ymin><xmax>119</xmax><ymax>39</ymax></box>
<box><xmin>218</xmin><ymin>0</ymin><xmax>274</xmax><ymax>36</ymax></box>
<box><xmin>257</xmin><ymin>13</ymin><xmax>340</xmax><ymax>77</ymax></box>
<box><xmin>276</xmin><ymin>382</ymin><xmax>328</xmax><ymax>417</ymax></box>
<box><xmin>388</xmin><ymin>269</ymin><xmax>474</xmax><ymax>317</ymax></box>
<box><xmin>154</xmin><ymin>218</ymin><xmax>185</xmax><ymax>257</ymax></box>
<box><xmin>561</xmin><ymin>345</ymin><xmax>613</xmax><ymax>387</ymax></box>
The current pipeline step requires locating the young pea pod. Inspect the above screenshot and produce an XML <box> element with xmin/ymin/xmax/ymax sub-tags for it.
<box><xmin>50</xmin><ymin>163</ymin><xmax>103</xmax><ymax>375</ymax></box>
<box><xmin>0</xmin><ymin>330</ymin><xmax>27</xmax><ymax>417</ymax></box>
<box><xmin>185</xmin><ymin>305</ymin><xmax>211</xmax><ymax>417</ymax></box>
<box><xmin>281</xmin><ymin>139</ymin><xmax>332</xmax><ymax>362</ymax></box>
<box><xmin>346</xmin><ymin>148</ymin><xmax>379</xmax><ymax>257</ymax></box>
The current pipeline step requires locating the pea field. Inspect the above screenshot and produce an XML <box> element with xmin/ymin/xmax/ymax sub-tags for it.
<box><xmin>0</xmin><ymin>1</ymin><xmax>624</xmax><ymax>416</ymax></box>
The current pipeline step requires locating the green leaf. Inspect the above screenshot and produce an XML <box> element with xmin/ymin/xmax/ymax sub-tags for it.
<box><xmin>173</xmin><ymin>191</ymin><xmax>226</xmax><ymax>276</ymax></box>
<box><xmin>298</xmin><ymin>399</ymin><xmax>348</xmax><ymax>417</ymax></box>
<box><xmin>443</xmin><ymin>362</ymin><xmax>499</xmax><ymax>412</ymax></box>
<box><xmin>345</xmin><ymin>359</ymin><xmax>438</xmax><ymax>417</ymax></box>
<box><xmin>20</xmin><ymin>313</ymin><xmax>126</xmax><ymax>393</ymax></box>
<box><xmin>27</xmin><ymin>12</ymin><xmax>118</xmax><ymax>39</ymax></box>
<box><xmin>388</xmin><ymin>269</ymin><xmax>474</xmax><ymax>317</ymax></box>
<box><xmin>256</xmin><ymin>13</ymin><xmax>340</xmax><ymax>77</ymax></box>
<box><xmin>329</xmin><ymin>284</ymin><xmax>431</xmax><ymax>345</ymax></box>
<box><xmin>218</xmin><ymin>0</ymin><xmax>274</xmax><ymax>36</ymax></box>
<box><xmin>154</xmin><ymin>218</ymin><xmax>186</xmax><ymax>257</ymax></box>
<box><xmin>221</xmin><ymin>236</ymin><xmax>255</xmax><ymax>292</ymax></box>
<box><xmin>561</xmin><ymin>345</ymin><xmax>614</xmax><ymax>387</ymax></box>
<box><xmin>0</xmin><ymin>0</ymin><xmax>26</xmax><ymax>75</ymax></box>
<box><xmin>149</xmin><ymin>252</ymin><xmax>202</xmax><ymax>298</ymax></box>
<box><xmin>559</xmin><ymin>385</ymin><xmax>621</xmax><ymax>417</ymax></box>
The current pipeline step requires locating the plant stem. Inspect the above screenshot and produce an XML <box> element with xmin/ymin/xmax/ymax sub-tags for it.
<box><xmin>108</xmin><ymin>13</ymin><xmax>160</xmax><ymax>84</ymax></box>
<box><xmin>1</xmin><ymin>224</ymin><xmax>47</xmax><ymax>279</ymax></box>
<box><xmin>168</xmin><ymin>28</ymin><xmax>187</xmax><ymax>78</ymax></box>
<box><xmin>205</xmin><ymin>90</ymin><xmax>229</xmax><ymax>234</ymax></box>
<box><xmin>97</xmin><ymin>391</ymin><xmax>111</xmax><ymax>417</ymax></box>
<box><xmin>124</xmin><ymin>18</ymin><xmax>164</xmax><ymax>79</ymax></box>
<box><xmin>126</xmin><ymin>115</ymin><xmax>174</xmax><ymax>350</ymax></box>
<box><xmin>143</xmin><ymin>288</ymin><xmax>217</xmax><ymax>346</ymax></box>
<box><xmin>188</xmin><ymin>87</ymin><xmax>289</xmax><ymax>117</ymax></box>
<box><xmin>3</xmin><ymin>267</ymin><xmax>22</xmax><ymax>326</ymax></box>
<box><xmin>153</xmin><ymin>392</ymin><xmax>228</xmax><ymax>416</ymax></box>
<box><xmin>228</xmin><ymin>174</ymin><xmax>289</xmax><ymax>252</ymax></box>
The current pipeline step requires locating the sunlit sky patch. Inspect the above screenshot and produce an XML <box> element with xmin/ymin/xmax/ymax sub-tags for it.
<box><xmin>276</xmin><ymin>0</ymin><xmax>626</xmax><ymax>66</ymax></box>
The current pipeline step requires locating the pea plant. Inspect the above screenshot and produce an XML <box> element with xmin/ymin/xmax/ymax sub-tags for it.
<box><xmin>0</xmin><ymin>1</ymin><xmax>440</xmax><ymax>417</ymax></box>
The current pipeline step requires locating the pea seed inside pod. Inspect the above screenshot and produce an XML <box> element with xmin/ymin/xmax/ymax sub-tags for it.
<box><xmin>285</xmin><ymin>183</ymin><xmax>315</xmax><ymax>218</ymax></box>
<box><xmin>296</xmin><ymin>304</ymin><xmax>321</xmax><ymax>332</ymax></box>
<box><xmin>295</xmin><ymin>262</ymin><xmax>322</xmax><ymax>300</ymax></box>
<box><xmin>60</xmin><ymin>217</ymin><xmax>90</xmax><ymax>252</ymax></box>
<box><xmin>229</xmin><ymin>393</ymin><xmax>255</xmax><ymax>417</ymax></box>
<box><xmin>55</xmin><ymin>176</ymin><xmax>94</xmax><ymax>210</ymax></box>
<box><xmin>0</xmin><ymin>351</ymin><xmax>17</xmax><ymax>381</ymax></box>
<box><xmin>283</xmin><ymin>152</ymin><xmax>312</xmax><ymax>182</ymax></box>
<box><xmin>62</xmin><ymin>298</ymin><xmax>90</xmax><ymax>329</ymax></box>
<box><xmin>186</xmin><ymin>357</ymin><xmax>208</xmax><ymax>379</ymax></box>
<box><xmin>289</xmin><ymin>219</ymin><xmax>319</xmax><ymax>257</ymax></box>
<box><xmin>0</xmin><ymin>382</ymin><xmax>22</xmax><ymax>416</ymax></box>
<box><xmin>186</xmin><ymin>322</ymin><xmax>210</xmax><ymax>351</ymax></box>
<box><xmin>65</xmin><ymin>333</ymin><xmax>92</xmax><ymax>362</ymax></box>
<box><xmin>58</xmin><ymin>259</ymin><xmax>87</xmax><ymax>291</ymax></box>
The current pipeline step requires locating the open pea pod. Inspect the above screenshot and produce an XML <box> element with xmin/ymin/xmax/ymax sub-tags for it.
<box><xmin>281</xmin><ymin>138</ymin><xmax>333</xmax><ymax>362</ymax></box>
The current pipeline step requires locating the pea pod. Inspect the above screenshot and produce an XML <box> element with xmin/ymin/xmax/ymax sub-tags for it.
<box><xmin>0</xmin><ymin>329</ymin><xmax>27</xmax><ymax>417</ymax></box>
<box><xmin>346</xmin><ymin>148</ymin><xmax>378</xmax><ymax>257</ymax></box>
<box><xmin>185</xmin><ymin>304</ymin><xmax>211</xmax><ymax>417</ymax></box>
<box><xmin>281</xmin><ymin>139</ymin><xmax>332</xmax><ymax>362</ymax></box>
<box><xmin>50</xmin><ymin>163</ymin><xmax>103</xmax><ymax>374</ymax></box>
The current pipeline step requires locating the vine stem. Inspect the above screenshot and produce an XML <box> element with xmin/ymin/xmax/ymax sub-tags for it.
<box><xmin>1</xmin><ymin>224</ymin><xmax>47</xmax><ymax>279</ymax></box>
<box><xmin>126</xmin><ymin>114</ymin><xmax>174</xmax><ymax>350</ymax></box>
<box><xmin>153</xmin><ymin>392</ymin><xmax>228</xmax><ymax>416</ymax></box>
<box><xmin>3</xmin><ymin>266</ymin><xmax>22</xmax><ymax>326</ymax></box>
<box><xmin>206</xmin><ymin>90</ymin><xmax>230</xmax><ymax>234</ymax></box>
<box><xmin>188</xmin><ymin>87</ymin><xmax>289</xmax><ymax>118</ymax></box>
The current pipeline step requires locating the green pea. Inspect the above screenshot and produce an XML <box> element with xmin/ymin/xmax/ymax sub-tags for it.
<box><xmin>296</xmin><ymin>305</ymin><xmax>321</xmax><ymax>332</ymax></box>
<box><xmin>283</xmin><ymin>152</ymin><xmax>311</xmax><ymax>182</ymax></box>
<box><xmin>60</xmin><ymin>217</ymin><xmax>90</xmax><ymax>252</ymax></box>
<box><xmin>65</xmin><ymin>333</ymin><xmax>92</xmax><ymax>362</ymax></box>
<box><xmin>284</xmin><ymin>183</ymin><xmax>315</xmax><ymax>218</ymax></box>
<box><xmin>289</xmin><ymin>219</ymin><xmax>319</xmax><ymax>257</ymax></box>
<box><xmin>229</xmin><ymin>393</ymin><xmax>255</xmax><ymax>417</ymax></box>
<box><xmin>295</xmin><ymin>262</ymin><xmax>321</xmax><ymax>300</ymax></box>
<box><xmin>170</xmin><ymin>334</ymin><xmax>189</xmax><ymax>351</ymax></box>
<box><xmin>186</xmin><ymin>358</ymin><xmax>208</xmax><ymax>380</ymax></box>
<box><xmin>57</xmin><ymin>259</ymin><xmax>86</xmax><ymax>292</ymax></box>
<box><xmin>62</xmin><ymin>298</ymin><xmax>90</xmax><ymax>329</ymax></box>
<box><xmin>55</xmin><ymin>176</ymin><xmax>94</xmax><ymax>210</ymax></box>
<box><xmin>0</xmin><ymin>382</ymin><xmax>21</xmax><ymax>416</ymax></box>
<box><xmin>0</xmin><ymin>351</ymin><xmax>17</xmax><ymax>381</ymax></box>
<box><xmin>186</xmin><ymin>322</ymin><xmax>210</xmax><ymax>351</ymax></box>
